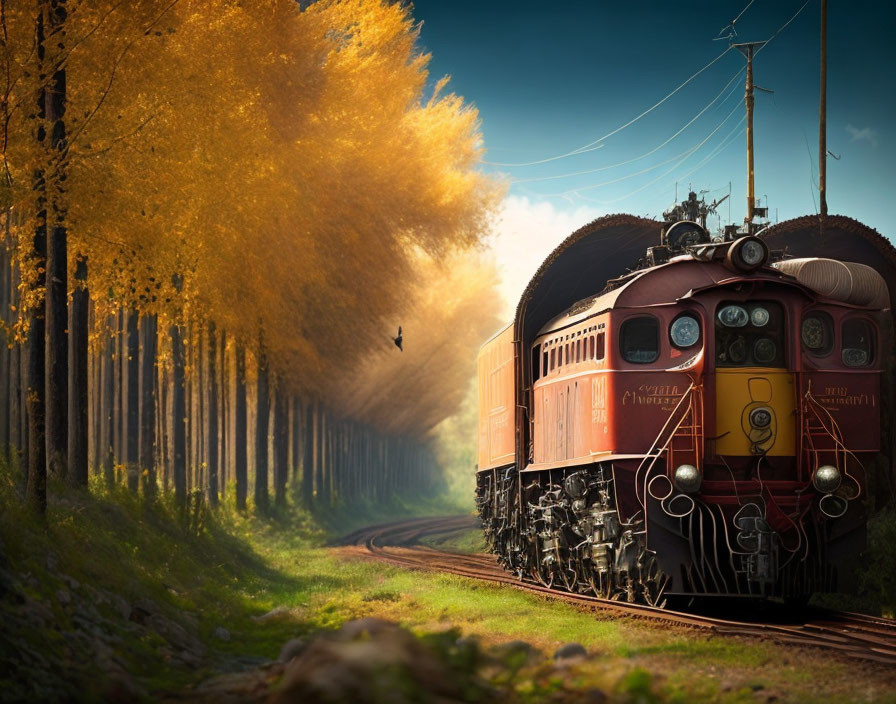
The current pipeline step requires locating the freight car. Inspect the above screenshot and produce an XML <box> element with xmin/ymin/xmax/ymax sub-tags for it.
<box><xmin>476</xmin><ymin>215</ymin><xmax>893</xmax><ymax>606</ymax></box>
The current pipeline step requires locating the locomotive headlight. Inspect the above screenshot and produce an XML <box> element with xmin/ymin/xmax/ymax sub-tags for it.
<box><xmin>673</xmin><ymin>464</ymin><xmax>702</xmax><ymax>494</ymax></box>
<box><xmin>726</xmin><ymin>236</ymin><xmax>769</xmax><ymax>272</ymax></box>
<box><xmin>813</xmin><ymin>465</ymin><xmax>841</xmax><ymax>493</ymax></box>
<box><xmin>670</xmin><ymin>315</ymin><xmax>700</xmax><ymax>348</ymax></box>
<box><xmin>717</xmin><ymin>304</ymin><xmax>749</xmax><ymax>328</ymax></box>
<box><xmin>750</xmin><ymin>306</ymin><xmax>770</xmax><ymax>327</ymax></box>
<box><xmin>749</xmin><ymin>407</ymin><xmax>772</xmax><ymax>429</ymax></box>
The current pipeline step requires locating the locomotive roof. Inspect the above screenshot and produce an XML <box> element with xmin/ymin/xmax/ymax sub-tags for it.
<box><xmin>534</xmin><ymin>256</ymin><xmax>800</xmax><ymax>339</ymax></box>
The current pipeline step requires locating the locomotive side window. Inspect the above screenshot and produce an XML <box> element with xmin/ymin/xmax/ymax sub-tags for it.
<box><xmin>716</xmin><ymin>300</ymin><xmax>785</xmax><ymax>367</ymax></box>
<box><xmin>620</xmin><ymin>316</ymin><xmax>659</xmax><ymax>364</ymax></box>
<box><xmin>589</xmin><ymin>335</ymin><xmax>595</xmax><ymax>359</ymax></box>
<box><xmin>801</xmin><ymin>311</ymin><xmax>834</xmax><ymax>356</ymax></box>
<box><xmin>576</xmin><ymin>339</ymin><xmax>581</xmax><ymax>363</ymax></box>
<box><xmin>531</xmin><ymin>345</ymin><xmax>541</xmax><ymax>382</ymax></box>
<box><xmin>550</xmin><ymin>348</ymin><xmax>556</xmax><ymax>371</ymax></box>
<box><xmin>543</xmin><ymin>348</ymin><xmax>549</xmax><ymax>377</ymax></box>
<box><xmin>842</xmin><ymin>318</ymin><xmax>874</xmax><ymax>367</ymax></box>
<box><xmin>596</xmin><ymin>332</ymin><xmax>605</xmax><ymax>360</ymax></box>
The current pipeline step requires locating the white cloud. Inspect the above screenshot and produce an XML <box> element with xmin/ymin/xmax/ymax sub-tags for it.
<box><xmin>486</xmin><ymin>195</ymin><xmax>604</xmax><ymax>318</ymax></box>
<box><xmin>846</xmin><ymin>123</ymin><xmax>878</xmax><ymax>148</ymax></box>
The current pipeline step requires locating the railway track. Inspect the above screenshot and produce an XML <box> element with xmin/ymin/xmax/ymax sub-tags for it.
<box><xmin>336</xmin><ymin>515</ymin><xmax>896</xmax><ymax>667</ymax></box>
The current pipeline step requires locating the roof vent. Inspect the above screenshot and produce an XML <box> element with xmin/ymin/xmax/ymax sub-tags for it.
<box><xmin>773</xmin><ymin>258</ymin><xmax>889</xmax><ymax>309</ymax></box>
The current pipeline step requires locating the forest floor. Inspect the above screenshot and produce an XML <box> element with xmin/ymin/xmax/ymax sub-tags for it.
<box><xmin>1</xmin><ymin>469</ymin><xmax>895</xmax><ymax>703</ymax></box>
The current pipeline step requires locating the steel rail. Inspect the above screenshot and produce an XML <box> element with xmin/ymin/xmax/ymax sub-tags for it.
<box><xmin>335</xmin><ymin>515</ymin><xmax>896</xmax><ymax>666</ymax></box>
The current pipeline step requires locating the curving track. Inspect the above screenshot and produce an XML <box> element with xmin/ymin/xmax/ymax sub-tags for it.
<box><xmin>336</xmin><ymin>515</ymin><xmax>896</xmax><ymax>666</ymax></box>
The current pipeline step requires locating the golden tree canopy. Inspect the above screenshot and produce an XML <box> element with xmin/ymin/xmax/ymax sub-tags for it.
<box><xmin>1</xmin><ymin>0</ymin><xmax>503</xmax><ymax>420</ymax></box>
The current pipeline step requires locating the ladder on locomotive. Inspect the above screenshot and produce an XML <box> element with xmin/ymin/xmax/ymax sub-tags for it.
<box><xmin>799</xmin><ymin>388</ymin><xmax>846</xmax><ymax>484</ymax></box>
<box><xmin>635</xmin><ymin>383</ymin><xmax>704</xmax><ymax>499</ymax></box>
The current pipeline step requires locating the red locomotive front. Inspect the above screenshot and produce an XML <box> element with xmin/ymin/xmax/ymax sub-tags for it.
<box><xmin>477</xmin><ymin>216</ymin><xmax>892</xmax><ymax>605</ymax></box>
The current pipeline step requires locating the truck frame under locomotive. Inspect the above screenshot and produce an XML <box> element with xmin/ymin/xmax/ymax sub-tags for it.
<box><xmin>476</xmin><ymin>213</ymin><xmax>893</xmax><ymax>606</ymax></box>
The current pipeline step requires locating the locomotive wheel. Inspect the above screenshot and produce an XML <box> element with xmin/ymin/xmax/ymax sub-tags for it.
<box><xmin>558</xmin><ymin>557</ymin><xmax>578</xmax><ymax>592</ymax></box>
<box><xmin>639</xmin><ymin>553</ymin><xmax>669</xmax><ymax>608</ymax></box>
<box><xmin>529</xmin><ymin>538</ymin><xmax>555</xmax><ymax>588</ymax></box>
<box><xmin>586</xmin><ymin>568</ymin><xmax>613</xmax><ymax>599</ymax></box>
<box><xmin>532</xmin><ymin>561</ymin><xmax>555</xmax><ymax>588</ymax></box>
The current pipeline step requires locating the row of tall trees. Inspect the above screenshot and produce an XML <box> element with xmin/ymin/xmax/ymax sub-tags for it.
<box><xmin>0</xmin><ymin>0</ymin><xmax>503</xmax><ymax>513</ymax></box>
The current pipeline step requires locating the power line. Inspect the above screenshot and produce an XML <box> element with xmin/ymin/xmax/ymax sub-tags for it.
<box><xmin>672</xmin><ymin>116</ymin><xmax>748</xmax><ymax>186</ymax></box>
<box><xmin>483</xmin><ymin>45</ymin><xmax>733</xmax><ymax>168</ymax></box>
<box><xmin>538</xmin><ymin>96</ymin><xmax>744</xmax><ymax>198</ymax></box>
<box><xmin>756</xmin><ymin>0</ymin><xmax>813</xmax><ymax>56</ymax></box>
<box><xmin>510</xmin><ymin>66</ymin><xmax>745</xmax><ymax>185</ymax></box>
<box><xmin>575</xmin><ymin>116</ymin><xmax>746</xmax><ymax>207</ymax></box>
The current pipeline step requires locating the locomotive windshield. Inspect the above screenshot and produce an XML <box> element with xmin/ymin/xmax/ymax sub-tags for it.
<box><xmin>715</xmin><ymin>300</ymin><xmax>785</xmax><ymax>367</ymax></box>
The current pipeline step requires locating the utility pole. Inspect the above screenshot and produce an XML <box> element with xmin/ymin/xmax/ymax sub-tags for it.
<box><xmin>819</xmin><ymin>0</ymin><xmax>828</xmax><ymax>217</ymax></box>
<box><xmin>733</xmin><ymin>41</ymin><xmax>767</xmax><ymax>232</ymax></box>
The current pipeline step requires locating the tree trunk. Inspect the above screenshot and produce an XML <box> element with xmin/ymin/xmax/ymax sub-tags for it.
<box><xmin>125</xmin><ymin>309</ymin><xmax>138</xmax><ymax>491</ymax></box>
<box><xmin>234</xmin><ymin>344</ymin><xmax>247</xmax><ymax>511</ymax></box>
<box><xmin>0</xmin><ymin>230</ymin><xmax>9</xmax><ymax>455</ymax></box>
<box><xmin>158</xmin><ymin>358</ymin><xmax>168</xmax><ymax>489</ymax></box>
<box><xmin>139</xmin><ymin>314</ymin><xmax>157</xmax><ymax>495</ymax></box>
<box><xmin>274</xmin><ymin>385</ymin><xmax>288</xmax><ymax>506</ymax></box>
<box><xmin>218</xmin><ymin>329</ymin><xmax>226</xmax><ymax>498</ymax></box>
<box><xmin>101</xmin><ymin>322</ymin><xmax>114</xmax><ymax>486</ymax></box>
<box><xmin>254</xmin><ymin>337</ymin><xmax>269</xmax><ymax>513</ymax></box>
<box><xmin>26</xmin><ymin>6</ymin><xmax>50</xmax><ymax>513</ymax></box>
<box><xmin>44</xmin><ymin>0</ymin><xmax>68</xmax><ymax>482</ymax></box>
<box><xmin>171</xmin><ymin>320</ymin><xmax>186</xmax><ymax>507</ymax></box>
<box><xmin>67</xmin><ymin>256</ymin><xmax>87</xmax><ymax>486</ymax></box>
<box><xmin>302</xmin><ymin>400</ymin><xmax>314</xmax><ymax>507</ymax></box>
<box><xmin>206</xmin><ymin>322</ymin><xmax>218</xmax><ymax>507</ymax></box>
<box><xmin>7</xmin><ymin>263</ymin><xmax>20</xmax><ymax>467</ymax></box>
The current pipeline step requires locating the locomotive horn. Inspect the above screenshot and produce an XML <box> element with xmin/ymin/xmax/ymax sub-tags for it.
<box><xmin>725</xmin><ymin>235</ymin><xmax>769</xmax><ymax>272</ymax></box>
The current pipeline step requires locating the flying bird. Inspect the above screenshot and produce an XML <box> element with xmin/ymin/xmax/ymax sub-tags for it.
<box><xmin>393</xmin><ymin>326</ymin><xmax>403</xmax><ymax>352</ymax></box>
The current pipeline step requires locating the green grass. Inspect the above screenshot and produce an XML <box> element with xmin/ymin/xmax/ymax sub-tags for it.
<box><xmin>1</xmin><ymin>464</ymin><xmax>895</xmax><ymax>703</ymax></box>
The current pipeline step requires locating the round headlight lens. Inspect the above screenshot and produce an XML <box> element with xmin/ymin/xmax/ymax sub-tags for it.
<box><xmin>753</xmin><ymin>337</ymin><xmax>776</xmax><ymax>364</ymax></box>
<box><xmin>718</xmin><ymin>305</ymin><xmax>749</xmax><ymax>328</ymax></box>
<box><xmin>750</xmin><ymin>306</ymin><xmax>770</xmax><ymax>327</ymax></box>
<box><xmin>670</xmin><ymin>315</ymin><xmax>700</xmax><ymax>348</ymax></box>
<box><xmin>740</xmin><ymin>239</ymin><xmax>766</xmax><ymax>266</ymax></box>
<box><xmin>749</xmin><ymin>407</ymin><xmax>772</xmax><ymax>428</ymax></box>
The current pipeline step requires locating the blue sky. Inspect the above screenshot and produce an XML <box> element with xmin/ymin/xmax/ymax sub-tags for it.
<box><xmin>412</xmin><ymin>0</ymin><xmax>894</xmax><ymax>236</ymax></box>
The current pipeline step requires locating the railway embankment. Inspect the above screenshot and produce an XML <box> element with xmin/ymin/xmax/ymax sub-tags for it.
<box><xmin>2</xmin><ymin>470</ymin><xmax>895</xmax><ymax>703</ymax></box>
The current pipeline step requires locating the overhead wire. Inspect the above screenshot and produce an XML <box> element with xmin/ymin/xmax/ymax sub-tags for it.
<box><xmin>483</xmin><ymin>45</ymin><xmax>734</xmax><ymax>167</ymax></box>
<box><xmin>510</xmin><ymin>65</ymin><xmax>745</xmax><ymax>185</ymax></box>
<box><xmin>490</xmin><ymin>0</ymin><xmax>812</xmax><ymax>211</ymax></box>
<box><xmin>671</xmin><ymin>116</ymin><xmax>748</xmax><ymax>186</ymax></box>
<box><xmin>573</xmin><ymin>112</ymin><xmax>745</xmax><ymax>206</ymax></box>
<box><xmin>539</xmin><ymin>95</ymin><xmax>743</xmax><ymax>199</ymax></box>
<box><xmin>756</xmin><ymin>0</ymin><xmax>813</xmax><ymax>56</ymax></box>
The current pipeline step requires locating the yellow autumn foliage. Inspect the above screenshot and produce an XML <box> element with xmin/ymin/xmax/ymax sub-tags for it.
<box><xmin>1</xmin><ymin>0</ymin><xmax>504</xmax><ymax>433</ymax></box>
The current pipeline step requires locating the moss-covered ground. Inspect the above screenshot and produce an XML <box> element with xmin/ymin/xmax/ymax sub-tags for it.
<box><xmin>1</xmin><ymin>467</ymin><xmax>894</xmax><ymax>703</ymax></box>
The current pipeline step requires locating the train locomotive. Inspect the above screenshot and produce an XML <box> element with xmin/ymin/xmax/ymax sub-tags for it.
<box><xmin>476</xmin><ymin>213</ymin><xmax>894</xmax><ymax>606</ymax></box>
